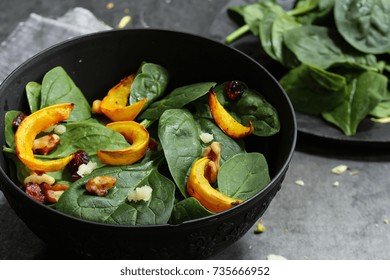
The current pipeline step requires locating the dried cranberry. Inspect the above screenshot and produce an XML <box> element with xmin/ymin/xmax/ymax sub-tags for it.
<box><xmin>67</xmin><ymin>150</ymin><xmax>90</xmax><ymax>180</ymax></box>
<box><xmin>12</xmin><ymin>112</ymin><xmax>28</xmax><ymax>130</ymax></box>
<box><xmin>224</xmin><ymin>81</ymin><xmax>246</xmax><ymax>101</ymax></box>
<box><xmin>25</xmin><ymin>182</ymin><xmax>45</xmax><ymax>203</ymax></box>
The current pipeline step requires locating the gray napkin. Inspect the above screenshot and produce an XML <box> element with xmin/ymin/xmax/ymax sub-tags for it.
<box><xmin>0</xmin><ymin>7</ymin><xmax>111</xmax><ymax>83</ymax></box>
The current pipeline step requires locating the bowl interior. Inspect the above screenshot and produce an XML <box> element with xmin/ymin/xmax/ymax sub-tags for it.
<box><xmin>0</xmin><ymin>29</ymin><xmax>296</xmax><ymax>258</ymax></box>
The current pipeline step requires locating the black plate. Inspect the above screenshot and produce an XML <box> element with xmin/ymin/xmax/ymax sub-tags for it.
<box><xmin>209</xmin><ymin>1</ymin><xmax>390</xmax><ymax>147</ymax></box>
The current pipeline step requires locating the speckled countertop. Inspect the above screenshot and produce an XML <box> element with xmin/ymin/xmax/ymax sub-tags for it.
<box><xmin>1</xmin><ymin>0</ymin><xmax>389</xmax><ymax>260</ymax></box>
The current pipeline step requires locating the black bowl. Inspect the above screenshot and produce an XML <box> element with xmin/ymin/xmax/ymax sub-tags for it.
<box><xmin>0</xmin><ymin>29</ymin><xmax>296</xmax><ymax>259</ymax></box>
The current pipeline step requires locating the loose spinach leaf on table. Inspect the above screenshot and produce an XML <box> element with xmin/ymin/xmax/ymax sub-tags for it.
<box><xmin>255</xmin><ymin>2</ymin><xmax>300</xmax><ymax>67</ymax></box>
<box><xmin>213</xmin><ymin>83</ymin><xmax>280</xmax><ymax>136</ymax></box>
<box><xmin>218</xmin><ymin>153</ymin><xmax>270</xmax><ymax>200</ymax></box>
<box><xmin>283</xmin><ymin>25</ymin><xmax>379</xmax><ymax>70</ymax></box>
<box><xmin>170</xmin><ymin>197</ymin><xmax>213</xmax><ymax>224</ymax></box>
<box><xmin>293</xmin><ymin>0</ymin><xmax>334</xmax><ymax>25</ymax></box>
<box><xmin>130</xmin><ymin>62</ymin><xmax>169</xmax><ymax>108</ymax></box>
<box><xmin>279</xmin><ymin>64</ymin><xmax>347</xmax><ymax>114</ymax></box>
<box><xmin>322</xmin><ymin>71</ymin><xmax>388</xmax><ymax>136</ymax></box>
<box><xmin>158</xmin><ymin>109</ymin><xmax>202</xmax><ymax>198</ymax></box>
<box><xmin>40</xmin><ymin>66</ymin><xmax>91</xmax><ymax>121</ymax></box>
<box><xmin>334</xmin><ymin>0</ymin><xmax>390</xmax><ymax>54</ymax></box>
<box><xmin>56</xmin><ymin>160</ymin><xmax>175</xmax><ymax>225</ymax></box>
<box><xmin>138</xmin><ymin>82</ymin><xmax>216</xmax><ymax>122</ymax></box>
<box><xmin>370</xmin><ymin>90</ymin><xmax>390</xmax><ymax>118</ymax></box>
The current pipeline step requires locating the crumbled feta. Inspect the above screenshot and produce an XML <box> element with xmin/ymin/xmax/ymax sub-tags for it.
<box><xmin>54</xmin><ymin>124</ymin><xmax>66</xmax><ymax>134</ymax></box>
<box><xmin>295</xmin><ymin>180</ymin><xmax>305</xmax><ymax>186</ymax></box>
<box><xmin>332</xmin><ymin>181</ymin><xmax>340</xmax><ymax>187</ymax></box>
<box><xmin>127</xmin><ymin>185</ymin><xmax>153</xmax><ymax>202</ymax></box>
<box><xmin>331</xmin><ymin>164</ymin><xmax>348</xmax><ymax>175</ymax></box>
<box><xmin>76</xmin><ymin>161</ymin><xmax>97</xmax><ymax>177</ymax></box>
<box><xmin>199</xmin><ymin>132</ymin><xmax>214</xmax><ymax>144</ymax></box>
<box><xmin>43</xmin><ymin>125</ymin><xmax>55</xmax><ymax>133</ymax></box>
<box><xmin>267</xmin><ymin>254</ymin><xmax>287</xmax><ymax>260</ymax></box>
<box><xmin>118</xmin><ymin>15</ymin><xmax>131</xmax><ymax>29</ymax></box>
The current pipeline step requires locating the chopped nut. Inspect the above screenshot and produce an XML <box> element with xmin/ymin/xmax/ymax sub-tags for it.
<box><xmin>295</xmin><ymin>180</ymin><xmax>305</xmax><ymax>186</ymax></box>
<box><xmin>32</xmin><ymin>134</ymin><xmax>60</xmax><ymax>155</ymax></box>
<box><xmin>254</xmin><ymin>219</ymin><xmax>266</xmax><ymax>234</ymax></box>
<box><xmin>42</xmin><ymin>184</ymin><xmax>68</xmax><ymax>203</ymax></box>
<box><xmin>202</xmin><ymin>142</ymin><xmax>221</xmax><ymax>183</ymax></box>
<box><xmin>85</xmin><ymin>175</ymin><xmax>116</xmax><ymax>196</ymax></box>
<box><xmin>24</xmin><ymin>172</ymin><xmax>55</xmax><ymax>186</ymax></box>
<box><xmin>331</xmin><ymin>164</ymin><xmax>348</xmax><ymax>175</ymax></box>
<box><xmin>106</xmin><ymin>2</ymin><xmax>114</xmax><ymax>9</ymax></box>
<box><xmin>384</xmin><ymin>218</ymin><xmax>389</xmax><ymax>225</ymax></box>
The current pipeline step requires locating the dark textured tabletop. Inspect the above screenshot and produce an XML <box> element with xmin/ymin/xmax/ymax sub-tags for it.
<box><xmin>1</xmin><ymin>0</ymin><xmax>389</xmax><ymax>260</ymax></box>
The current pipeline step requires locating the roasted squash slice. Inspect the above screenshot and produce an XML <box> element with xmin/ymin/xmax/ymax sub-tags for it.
<box><xmin>15</xmin><ymin>103</ymin><xmax>74</xmax><ymax>172</ymax></box>
<box><xmin>187</xmin><ymin>157</ymin><xmax>242</xmax><ymax>213</ymax></box>
<box><xmin>208</xmin><ymin>90</ymin><xmax>254</xmax><ymax>139</ymax></box>
<box><xmin>97</xmin><ymin>121</ymin><xmax>149</xmax><ymax>165</ymax></box>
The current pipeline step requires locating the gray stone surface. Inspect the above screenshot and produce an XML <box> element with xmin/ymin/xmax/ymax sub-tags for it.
<box><xmin>1</xmin><ymin>0</ymin><xmax>389</xmax><ymax>260</ymax></box>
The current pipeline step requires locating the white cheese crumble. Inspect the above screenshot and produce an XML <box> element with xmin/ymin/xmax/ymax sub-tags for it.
<box><xmin>331</xmin><ymin>164</ymin><xmax>348</xmax><ymax>175</ymax></box>
<box><xmin>76</xmin><ymin>161</ymin><xmax>97</xmax><ymax>177</ymax></box>
<box><xmin>267</xmin><ymin>254</ymin><xmax>287</xmax><ymax>260</ymax></box>
<box><xmin>127</xmin><ymin>185</ymin><xmax>153</xmax><ymax>202</ymax></box>
<box><xmin>43</xmin><ymin>124</ymin><xmax>66</xmax><ymax>134</ymax></box>
<box><xmin>199</xmin><ymin>132</ymin><xmax>214</xmax><ymax>144</ymax></box>
<box><xmin>295</xmin><ymin>180</ymin><xmax>305</xmax><ymax>186</ymax></box>
<box><xmin>54</xmin><ymin>124</ymin><xmax>66</xmax><ymax>134</ymax></box>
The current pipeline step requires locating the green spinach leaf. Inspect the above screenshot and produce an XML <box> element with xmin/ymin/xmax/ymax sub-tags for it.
<box><xmin>195</xmin><ymin>117</ymin><xmax>245</xmax><ymax>163</ymax></box>
<box><xmin>4</xmin><ymin>110</ymin><xmax>20</xmax><ymax>148</ymax></box>
<box><xmin>158</xmin><ymin>109</ymin><xmax>202</xmax><ymax>197</ymax></box>
<box><xmin>56</xmin><ymin>160</ymin><xmax>175</xmax><ymax>225</ymax></box>
<box><xmin>169</xmin><ymin>197</ymin><xmax>213</xmax><ymax>224</ymax></box>
<box><xmin>334</xmin><ymin>0</ymin><xmax>390</xmax><ymax>54</ymax></box>
<box><xmin>283</xmin><ymin>25</ymin><xmax>378</xmax><ymax>70</ymax></box>
<box><xmin>370</xmin><ymin>91</ymin><xmax>390</xmax><ymax>118</ymax></box>
<box><xmin>25</xmin><ymin>82</ymin><xmax>41</xmax><ymax>113</ymax></box>
<box><xmin>214</xmin><ymin>83</ymin><xmax>280</xmax><ymax>136</ymax></box>
<box><xmin>42</xmin><ymin>120</ymin><xmax>130</xmax><ymax>160</ymax></box>
<box><xmin>279</xmin><ymin>64</ymin><xmax>347</xmax><ymax>114</ymax></box>
<box><xmin>130</xmin><ymin>62</ymin><xmax>169</xmax><ymax>108</ymax></box>
<box><xmin>218</xmin><ymin>153</ymin><xmax>270</xmax><ymax>200</ymax></box>
<box><xmin>322</xmin><ymin>71</ymin><xmax>388</xmax><ymax>135</ymax></box>
<box><xmin>138</xmin><ymin>82</ymin><xmax>216</xmax><ymax>121</ymax></box>
<box><xmin>40</xmin><ymin>66</ymin><xmax>91</xmax><ymax>121</ymax></box>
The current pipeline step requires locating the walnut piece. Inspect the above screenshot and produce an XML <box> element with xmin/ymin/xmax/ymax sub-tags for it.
<box><xmin>85</xmin><ymin>175</ymin><xmax>116</xmax><ymax>196</ymax></box>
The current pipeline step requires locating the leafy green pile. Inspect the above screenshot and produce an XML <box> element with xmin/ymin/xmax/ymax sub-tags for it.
<box><xmin>3</xmin><ymin>64</ymin><xmax>280</xmax><ymax>225</ymax></box>
<box><xmin>226</xmin><ymin>0</ymin><xmax>390</xmax><ymax>136</ymax></box>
